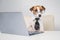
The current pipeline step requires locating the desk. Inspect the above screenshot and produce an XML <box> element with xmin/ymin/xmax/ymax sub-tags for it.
<box><xmin>0</xmin><ymin>31</ymin><xmax>60</xmax><ymax>40</ymax></box>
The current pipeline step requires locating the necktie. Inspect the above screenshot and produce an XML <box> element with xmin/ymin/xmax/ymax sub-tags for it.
<box><xmin>34</xmin><ymin>18</ymin><xmax>40</xmax><ymax>30</ymax></box>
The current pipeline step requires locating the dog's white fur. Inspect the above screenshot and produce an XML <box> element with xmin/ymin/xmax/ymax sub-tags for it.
<box><xmin>24</xmin><ymin>14</ymin><xmax>44</xmax><ymax>32</ymax></box>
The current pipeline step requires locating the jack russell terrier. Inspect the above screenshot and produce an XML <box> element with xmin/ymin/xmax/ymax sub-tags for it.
<box><xmin>25</xmin><ymin>5</ymin><xmax>46</xmax><ymax>35</ymax></box>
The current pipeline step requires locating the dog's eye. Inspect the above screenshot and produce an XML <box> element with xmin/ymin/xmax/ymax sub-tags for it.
<box><xmin>35</xmin><ymin>9</ymin><xmax>37</xmax><ymax>12</ymax></box>
<box><xmin>40</xmin><ymin>10</ymin><xmax>42</xmax><ymax>12</ymax></box>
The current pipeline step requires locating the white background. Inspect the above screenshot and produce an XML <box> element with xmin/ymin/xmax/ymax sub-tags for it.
<box><xmin>0</xmin><ymin>0</ymin><xmax>22</xmax><ymax>12</ymax></box>
<box><xmin>0</xmin><ymin>0</ymin><xmax>60</xmax><ymax>31</ymax></box>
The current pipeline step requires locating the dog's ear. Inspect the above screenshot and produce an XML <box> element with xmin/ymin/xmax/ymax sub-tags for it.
<box><xmin>41</xmin><ymin>6</ymin><xmax>46</xmax><ymax>11</ymax></box>
<box><xmin>30</xmin><ymin>6</ymin><xmax>34</xmax><ymax>11</ymax></box>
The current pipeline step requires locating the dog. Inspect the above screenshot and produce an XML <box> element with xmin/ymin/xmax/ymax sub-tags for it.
<box><xmin>25</xmin><ymin>5</ymin><xmax>46</xmax><ymax>35</ymax></box>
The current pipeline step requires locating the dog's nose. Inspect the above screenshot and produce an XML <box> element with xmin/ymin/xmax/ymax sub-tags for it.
<box><xmin>39</xmin><ymin>14</ymin><xmax>41</xmax><ymax>17</ymax></box>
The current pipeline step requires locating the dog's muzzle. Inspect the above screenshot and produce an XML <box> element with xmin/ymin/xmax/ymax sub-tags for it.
<box><xmin>39</xmin><ymin>14</ymin><xmax>41</xmax><ymax>17</ymax></box>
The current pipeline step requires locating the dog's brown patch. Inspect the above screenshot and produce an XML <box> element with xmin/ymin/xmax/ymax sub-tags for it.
<box><xmin>30</xmin><ymin>5</ymin><xmax>46</xmax><ymax>15</ymax></box>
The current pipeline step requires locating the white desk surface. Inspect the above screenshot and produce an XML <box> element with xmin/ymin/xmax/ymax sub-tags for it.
<box><xmin>0</xmin><ymin>31</ymin><xmax>60</xmax><ymax>40</ymax></box>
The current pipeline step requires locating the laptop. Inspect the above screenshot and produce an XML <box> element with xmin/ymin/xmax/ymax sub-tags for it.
<box><xmin>0</xmin><ymin>12</ymin><xmax>29</xmax><ymax>36</ymax></box>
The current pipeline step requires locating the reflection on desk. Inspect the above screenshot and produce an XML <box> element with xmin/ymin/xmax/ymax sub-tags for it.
<box><xmin>0</xmin><ymin>31</ymin><xmax>60</xmax><ymax>40</ymax></box>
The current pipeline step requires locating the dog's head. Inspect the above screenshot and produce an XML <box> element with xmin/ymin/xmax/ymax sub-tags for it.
<box><xmin>30</xmin><ymin>5</ymin><xmax>46</xmax><ymax>17</ymax></box>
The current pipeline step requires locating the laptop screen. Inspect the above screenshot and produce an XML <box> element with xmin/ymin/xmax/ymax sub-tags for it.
<box><xmin>0</xmin><ymin>12</ymin><xmax>29</xmax><ymax>36</ymax></box>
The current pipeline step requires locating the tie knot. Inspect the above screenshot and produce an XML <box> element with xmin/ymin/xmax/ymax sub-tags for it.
<box><xmin>35</xmin><ymin>18</ymin><xmax>40</xmax><ymax>21</ymax></box>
